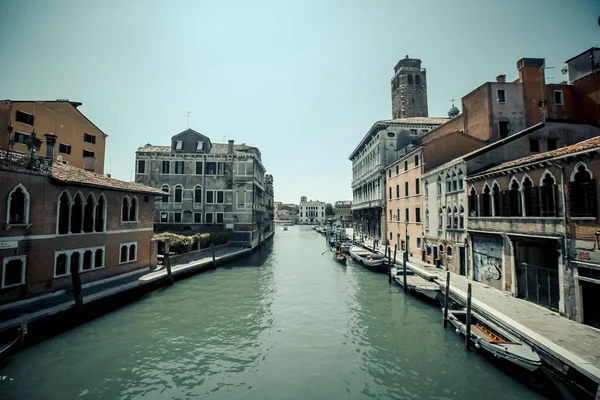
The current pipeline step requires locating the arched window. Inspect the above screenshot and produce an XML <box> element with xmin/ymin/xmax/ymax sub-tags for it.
<box><xmin>95</xmin><ymin>194</ymin><xmax>106</xmax><ymax>232</ymax></box>
<box><xmin>194</xmin><ymin>185</ymin><xmax>202</xmax><ymax>204</ymax></box>
<box><xmin>459</xmin><ymin>205</ymin><xmax>465</xmax><ymax>229</ymax></box>
<box><xmin>424</xmin><ymin>181</ymin><xmax>429</xmax><ymax>198</ymax></box>
<box><xmin>570</xmin><ymin>162</ymin><xmax>597</xmax><ymax>217</ymax></box>
<box><xmin>161</xmin><ymin>185</ymin><xmax>169</xmax><ymax>203</ymax></box>
<box><xmin>415</xmin><ymin>75</ymin><xmax>421</xmax><ymax>85</ymax></box>
<box><xmin>508</xmin><ymin>179</ymin><xmax>522</xmax><ymax>216</ymax></box>
<box><xmin>522</xmin><ymin>176</ymin><xmax>539</xmax><ymax>217</ymax></box>
<box><xmin>492</xmin><ymin>183</ymin><xmax>501</xmax><ymax>216</ymax></box>
<box><xmin>122</xmin><ymin>196</ymin><xmax>130</xmax><ymax>222</ymax></box>
<box><xmin>447</xmin><ymin>246</ymin><xmax>453</xmax><ymax>257</ymax></box>
<box><xmin>174</xmin><ymin>185</ymin><xmax>183</xmax><ymax>203</ymax></box>
<box><xmin>452</xmin><ymin>206</ymin><xmax>458</xmax><ymax>229</ymax></box>
<box><xmin>468</xmin><ymin>187</ymin><xmax>478</xmax><ymax>216</ymax></box>
<box><xmin>129</xmin><ymin>243</ymin><xmax>137</xmax><ymax>261</ymax></box>
<box><xmin>129</xmin><ymin>197</ymin><xmax>138</xmax><ymax>221</ymax></box>
<box><xmin>437</xmin><ymin>176</ymin><xmax>442</xmax><ymax>195</ymax></box>
<box><xmin>71</xmin><ymin>192</ymin><xmax>84</xmax><ymax>233</ymax></box>
<box><xmin>7</xmin><ymin>184</ymin><xmax>30</xmax><ymax>225</ymax></box>
<box><xmin>446</xmin><ymin>207</ymin><xmax>452</xmax><ymax>229</ymax></box>
<box><xmin>452</xmin><ymin>171</ymin><xmax>458</xmax><ymax>191</ymax></box>
<box><xmin>541</xmin><ymin>173</ymin><xmax>557</xmax><ymax>217</ymax></box>
<box><xmin>58</xmin><ymin>191</ymin><xmax>71</xmax><ymax>234</ymax></box>
<box><xmin>438</xmin><ymin>208</ymin><xmax>443</xmax><ymax>229</ymax></box>
<box><xmin>120</xmin><ymin>245</ymin><xmax>128</xmax><ymax>263</ymax></box>
<box><xmin>481</xmin><ymin>185</ymin><xmax>492</xmax><ymax>217</ymax></box>
<box><xmin>425</xmin><ymin>208</ymin><xmax>430</xmax><ymax>229</ymax></box>
<box><xmin>83</xmin><ymin>194</ymin><xmax>95</xmax><ymax>233</ymax></box>
<box><xmin>95</xmin><ymin>248</ymin><xmax>104</xmax><ymax>268</ymax></box>
<box><xmin>458</xmin><ymin>170</ymin><xmax>464</xmax><ymax>190</ymax></box>
<box><xmin>446</xmin><ymin>173</ymin><xmax>452</xmax><ymax>192</ymax></box>
<box><xmin>407</xmin><ymin>74</ymin><xmax>413</xmax><ymax>84</ymax></box>
<box><xmin>82</xmin><ymin>250</ymin><xmax>93</xmax><ymax>271</ymax></box>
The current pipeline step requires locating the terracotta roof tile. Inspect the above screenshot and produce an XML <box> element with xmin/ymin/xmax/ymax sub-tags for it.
<box><xmin>477</xmin><ymin>136</ymin><xmax>600</xmax><ymax>175</ymax></box>
<box><xmin>51</xmin><ymin>162</ymin><xmax>164</xmax><ymax>195</ymax></box>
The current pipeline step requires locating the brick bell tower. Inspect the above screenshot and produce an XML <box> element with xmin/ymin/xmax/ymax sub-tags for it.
<box><xmin>391</xmin><ymin>55</ymin><xmax>429</xmax><ymax>119</ymax></box>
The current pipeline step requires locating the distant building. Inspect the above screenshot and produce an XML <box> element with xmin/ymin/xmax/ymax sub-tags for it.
<box><xmin>333</xmin><ymin>200</ymin><xmax>352</xmax><ymax>223</ymax></box>
<box><xmin>299</xmin><ymin>197</ymin><xmax>325</xmax><ymax>225</ymax></box>
<box><xmin>0</xmin><ymin>135</ymin><xmax>162</xmax><ymax>304</ymax></box>
<box><xmin>135</xmin><ymin>128</ymin><xmax>272</xmax><ymax>247</ymax></box>
<box><xmin>276</xmin><ymin>202</ymin><xmax>299</xmax><ymax>224</ymax></box>
<box><xmin>0</xmin><ymin>100</ymin><xmax>107</xmax><ymax>173</ymax></box>
<box><xmin>391</xmin><ymin>56</ymin><xmax>428</xmax><ymax>119</ymax></box>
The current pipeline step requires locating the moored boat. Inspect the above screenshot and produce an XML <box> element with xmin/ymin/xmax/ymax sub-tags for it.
<box><xmin>445</xmin><ymin>309</ymin><xmax>541</xmax><ymax>371</ymax></box>
<box><xmin>349</xmin><ymin>246</ymin><xmax>387</xmax><ymax>273</ymax></box>
<box><xmin>391</xmin><ymin>267</ymin><xmax>440</xmax><ymax>300</ymax></box>
<box><xmin>0</xmin><ymin>323</ymin><xmax>27</xmax><ymax>359</ymax></box>
<box><xmin>283</xmin><ymin>226</ymin><xmax>288</xmax><ymax>231</ymax></box>
<box><xmin>340</xmin><ymin>242</ymin><xmax>352</xmax><ymax>254</ymax></box>
<box><xmin>332</xmin><ymin>249</ymin><xmax>347</xmax><ymax>264</ymax></box>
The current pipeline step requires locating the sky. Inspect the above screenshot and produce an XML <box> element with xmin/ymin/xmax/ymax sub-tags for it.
<box><xmin>0</xmin><ymin>0</ymin><xmax>598</xmax><ymax>204</ymax></box>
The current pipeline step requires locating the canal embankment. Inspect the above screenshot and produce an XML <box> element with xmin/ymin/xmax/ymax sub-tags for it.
<box><xmin>0</xmin><ymin>232</ymin><xmax>274</xmax><ymax>346</ymax></box>
<box><xmin>357</xmin><ymin>239</ymin><xmax>600</xmax><ymax>398</ymax></box>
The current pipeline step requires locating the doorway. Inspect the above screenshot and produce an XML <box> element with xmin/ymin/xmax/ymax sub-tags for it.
<box><xmin>581</xmin><ymin>280</ymin><xmax>600</xmax><ymax>329</ymax></box>
<box><xmin>459</xmin><ymin>246</ymin><xmax>466</xmax><ymax>276</ymax></box>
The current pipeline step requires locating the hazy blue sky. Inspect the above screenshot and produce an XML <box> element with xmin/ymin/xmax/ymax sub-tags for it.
<box><xmin>0</xmin><ymin>0</ymin><xmax>598</xmax><ymax>203</ymax></box>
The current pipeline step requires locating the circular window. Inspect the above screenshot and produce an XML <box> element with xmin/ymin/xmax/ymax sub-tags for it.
<box><xmin>387</xmin><ymin>132</ymin><xmax>395</xmax><ymax>138</ymax></box>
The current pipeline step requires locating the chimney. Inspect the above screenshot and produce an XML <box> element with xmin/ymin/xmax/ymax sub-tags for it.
<box><xmin>44</xmin><ymin>133</ymin><xmax>57</xmax><ymax>160</ymax></box>
<box><xmin>496</xmin><ymin>74</ymin><xmax>506</xmax><ymax>83</ymax></box>
<box><xmin>228</xmin><ymin>139</ymin><xmax>234</xmax><ymax>154</ymax></box>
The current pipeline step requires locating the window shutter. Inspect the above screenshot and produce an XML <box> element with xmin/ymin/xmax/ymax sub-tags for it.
<box><xmin>568</xmin><ymin>182</ymin><xmax>577</xmax><ymax>216</ymax></box>
<box><xmin>529</xmin><ymin>187</ymin><xmax>541</xmax><ymax>217</ymax></box>
<box><xmin>587</xmin><ymin>179</ymin><xmax>598</xmax><ymax>217</ymax></box>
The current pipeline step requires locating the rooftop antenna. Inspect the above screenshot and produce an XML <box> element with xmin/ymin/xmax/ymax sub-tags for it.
<box><xmin>187</xmin><ymin>111</ymin><xmax>192</xmax><ymax>129</ymax></box>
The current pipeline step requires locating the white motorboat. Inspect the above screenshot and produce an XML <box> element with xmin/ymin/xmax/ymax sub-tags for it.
<box><xmin>391</xmin><ymin>267</ymin><xmax>440</xmax><ymax>300</ymax></box>
<box><xmin>446</xmin><ymin>309</ymin><xmax>541</xmax><ymax>371</ymax></box>
<box><xmin>349</xmin><ymin>246</ymin><xmax>387</xmax><ymax>273</ymax></box>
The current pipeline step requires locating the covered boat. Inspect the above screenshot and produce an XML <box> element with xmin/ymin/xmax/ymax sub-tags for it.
<box><xmin>446</xmin><ymin>309</ymin><xmax>541</xmax><ymax>371</ymax></box>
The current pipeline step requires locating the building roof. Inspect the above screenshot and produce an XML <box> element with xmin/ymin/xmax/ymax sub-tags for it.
<box><xmin>300</xmin><ymin>200</ymin><xmax>325</xmax><ymax>206</ymax></box>
<box><xmin>471</xmin><ymin>135</ymin><xmax>600</xmax><ymax>178</ymax></box>
<box><xmin>564</xmin><ymin>47</ymin><xmax>600</xmax><ymax>64</ymax></box>
<box><xmin>51</xmin><ymin>162</ymin><xmax>164</xmax><ymax>195</ymax></box>
<box><xmin>136</xmin><ymin>142</ymin><xmax>256</xmax><ymax>156</ymax></box>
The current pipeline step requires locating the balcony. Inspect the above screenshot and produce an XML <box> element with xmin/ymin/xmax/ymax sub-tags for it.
<box><xmin>0</xmin><ymin>148</ymin><xmax>52</xmax><ymax>175</ymax></box>
<box><xmin>468</xmin><ymin>216</ymin><xmax>565</xmax><ymax>237</ymax></box>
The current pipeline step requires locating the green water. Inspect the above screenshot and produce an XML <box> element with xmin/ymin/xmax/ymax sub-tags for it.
<box><xmin>1</xmin><ymin>227</ymin><xmax>545</xmax><ymax>399</ymax></box>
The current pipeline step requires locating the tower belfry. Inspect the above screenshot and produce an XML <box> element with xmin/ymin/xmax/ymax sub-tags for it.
<box><xmin>391</xmin><ymin>55</ymin><xmax>428</xmax><ymax>119</ymax></box>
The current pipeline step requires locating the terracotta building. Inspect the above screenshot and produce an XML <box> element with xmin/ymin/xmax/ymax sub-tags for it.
<box><xmin>0</xmin><ymin>136</ymin><xmax>162</xmax><ymax>304</ymax></box>
<box><xmin>0</xmin><ymin>100</ymin><xmax>107</xmax><ymax>174</ymax></box>
<box><xmin>465</xmin><ymin>136</ymin><xmax>600</xmax><ymax>329</ymax></box>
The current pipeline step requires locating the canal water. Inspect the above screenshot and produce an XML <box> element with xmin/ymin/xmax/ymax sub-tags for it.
<box><xmin>1</xmin><ymin>226</ymin><xmax>547</xmax><ymax>399</ymax></box>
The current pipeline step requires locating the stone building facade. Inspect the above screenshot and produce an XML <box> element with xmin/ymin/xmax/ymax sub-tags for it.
<box><xmin>465</xmin><ymin>136</ymin><xmax>600</xmax><ymax>329</ymax></box>
<box><xmin>299</xmin><ymin>198</ymin><xmax>325</xmax><ymax>225</ymax></box>
<box><xmin>350</xmin><ymin>117</ymin><xmax>447</xmax><ymax>242</ymax></box>
<box><xmin>135</xmin><ymin>129</ymin><xmax>272</xmax><ymax>246</ymax></box>
<box><xmin>0</xmin><ymin>137</ymin><xmax>162</xmax><ymax>304</ymax></box>
<box><xmin>391</xmin><ymin>56</ymin><xmax>428</xmax><ymax>119</ymax></box>
<box><xmin>333</xmin><ymin>200</ymin><xmax>352</xmax><ymax>223</ymax></box>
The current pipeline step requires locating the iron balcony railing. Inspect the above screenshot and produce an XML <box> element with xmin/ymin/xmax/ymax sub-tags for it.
<box><xmin>0</xmin><ymin>148</ymin><xmax>53</xmax><ymax>175</ymax></box>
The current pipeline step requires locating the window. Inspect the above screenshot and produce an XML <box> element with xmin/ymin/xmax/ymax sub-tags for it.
<box><xmin>194</xmin><ymin>212</ymin><xmax>202</xmax><ymax>223</ymax></box>
<box><xmin>388</xmin><ymin>169</ymin><xmax>391</xmax><ymax>178</ymax></box>
<box><xmin>175</xmin><ymin>140</ymin><xmax>183</xmax><ymax>150</ymax></box>
<box><xmin>447</xmin><ymin>174</ymin><xmax>452</xmax><ymax>192</ymax></box>
<box><xmin>59</xmin><ymin>143</ymin><xmax>71</xmax><ymax>155</ymax></box>
<box><xmin>396</xmin><ymin>165</ymin><xmax>399</xmax><ymax>175</ymax></box>
<box><xmin>522</xmin><ymin>177</ymin><xmax>540</xmax><ymax>217</ymax></box>
<box><xmin>481</xmin><ymin>185</ymin><xmax>492</xmax><ymax>217</ymax></box>
<box><xmin>389</xmin><ymin>187</ymin><xmax>392</xmax><ymax>200</ymax></box>
<box><xmin>415</xmin><ymin>75</ymin><xmax>421</xmax><ymax>85</ymax></box>
<box><xmin>15</xmin><ymin>110</ymin><xmax>34</xmax><ymax>125</ymax></box>
<box><xmin>541</xmin><ymin>173</ymin><xmax>557</xmax><ymax>217</ymax></box>
<box><xmin>530</xmin><ymin>139</ymin><xmax>540</xmax><ymax>152</ymax></box>
<box><xmin>425</xmin><ymin>209</ymin><xmax>430</xmax><ymax>229</ymax></box>
<box><xmin>451</xmin><ymin>172</ymin><xmax>457</xmax><ymax>191</ymax></box>
<box><xmin>390</xmin><ymin>232</ymin><xmax>393</xmax><ymax>241</ymax></box>
<box><xmin>389</xmin><ymin>209</ymin><xmax>392</xmax><ymax>220</ymax></box>
<box><xmin>160</xmin><ymin>212</ymin><xmax>169</xmax><ymax>222</ymax></box>
<box><xmin>83</xmin><ymin>250</ymin><xmax>93</xmax><ymax>271</ymax></box>
<box><xmin>397</xmin><ymin>208</ymin><xmax>400</xmax><ymax>220</ymax></box>
<box><xmin>447</xmin><ymin>246</ymin><xmax>453</xmax><ymax>257</ymax></box>
<box><xmin>84</xmin><ymin>133</ymin><xmax>96</xmax><ymax>144</ymax></box>
<box><xmin>458</xmin><ymin>170</ymin><xmax>464</xmax><ymax>190</ymax></box>
<box><xmin>570</xmin><ymin>163</ymin><xmax>597</xmax><ymax>218</ymax></box>
<box><xmin>410</xmin><ymin>129</ymin><xmax>418</xmax><ymax>136</ymax></box>
<box><xmin>499</xmin><ymin>121</ymin><xmax>510</xmax><ymax>138</ymax></box>
<box><xmin>162</xmin><ymin>161</ymin><xmax>170</xmax><ymax>174</ymax></box>
<box><xmin>137</xmin><ymin>160</ymin><xmax>146</xmax><ymax>174</ymax></box>
<box><xmin>217</xmin><ymin>191</ymin><xmax>224</xmax><ymax>204</ymax></box>
<box><xmin>416</xmin><ymin>207</ymin><xmax>421</xmax><ymax>223</ymax></box>
<box><xmin>2</xmin><ymin>256</ymin><xmax>26</xmax><ymax>288</ymax></box>
<box><xmin>197</xmin><ymin>141</ymin><xmax>204</xmax><ymax>151</ymax></box>
<box><xmin>83</xmin><ymin>194</ymin><xmax>94</xmax><ymax>232</ymax></box>
<box><xmin>196</xmin><ymin>162</ymin><xmax>203</xmax><ymax>175</ymax></box>
<box><xmin>205</xmin><ymin>213</ymin><xmax>214</xmax><ymax>224</ymax></box>
<box><xmin>547</xmin><ymin>138</ymin><xmax>558</xmax><ymax>151</ymax></box>
<box><xmin>468</xmin><ymin>187</ymin><xmax>478</xmax><ymax>216</ymax></box>
<box><xmin>71</xmin><ymin>193</ymin><xmax>83</xmax><ymax>233</ymax></box>
<box><xmin>206</xmin><ymin>162</ymin><xmax>216</xmax><ymax>175</ymax></box>
<box><xmin>217</xmin><ymin>162</ymin><xmax>225</xmax><ymax>175</ymax></box>
<box><xmin>407</xmin><ymin>74</ymin><xmax>413</xmax><ymax>84</ymax></box>
<box><xmin>438</xmin><ymin>208</ymin><xmax>443</xmax><ymax>228</ymax></box>
<box><xmin>174</xmin><ymin>212</ymin><xmax>182</xmax><ymax>222</ymax></box>
<box><xmin>452</xmin><ymin>206</ymin><xmax>458</xmax><ymax>228</ymax></box>
<box><xmin>129</xmin><ymin>197</ymin><xmax>138</xmax><ymax>221</ymax></box>
<box><xmin>387</xmin><ymin>132</ymin><xmax>395</xmax><ymax>138</ymax></box>
<box><xmin>446</xmin><ymin>207</ymin><xmax>451</xmax><ymax>228</ymax></box>
<box><xmin>492</xmin><ymin>183</ymin><xmax>501</xmax><ymax>216</ymax></box>
<box><xmin>121</xmin><ymin>196</ymin><xmax>130</xmax><ymax>222</ymax></box>
<box><xmin>405</xmin><ymin>182</ymin><xmax>409</xmax><ymax>196</ymax></box>
<box><xmin>174</xmin><ymin>186</ymin><xmax>183</xmax><ymax>203</ymax></box>
<box><xmin>497</xmin><ymin>89</ymin><xmax>506</xmax><ymax>103</ymax></box>
<box><xmin>216</xmin><ymin>212</ymin><xmax>224</xmax><ymax>224</ymax></box>
<box><xmin>83</xmin><ymin>150</ymin><xmax>95</xmax><ymax>158</ymax></box>
<box><xmin>415</xmin><ymin>237</ymin><xmax>421</xmax><ymax>249</ymax></box>
<box><xmin>206</xmin><ymin>190</ymin><xmax>214</xmax><ymax>204</ymax></box>
<box><xmin>14</xmin><ymin>132</ymin><xmax>29</xmax><ymax>144</ymax></box>
<box><xmin>554</xmin><ymin>90</ymin><xmax>564</xmax><ymax>105</ymax></box>
<box><xmin>396</xmin><ymin>184</ymin><xmax>400</xmax><ymax>198</ymax></box>
<box><xmin>55</xmin><ymin>253</ymin><xmax>68</xmax><ymax>276</ymax></box>
<box><xmin>437</xmin><ymin>176</ymin><xmax>442</xmax><ymax>195</ymax></box>
<box><xmin>415</xmin><ymin>178</ymin><xmax>420</xmax><ymax>195</ymax></box>
<box><xmin>194</xmin><ymin>186</ymin><xmax>202</xmax><ymax>203</ymax></box>
<box><xmin>405</xmin><ymin>208</ymin><xmax>409</xmax><ymax>222</ymax></box>
<box><xmin>58</xmin><ymin>191</ymin><xmax>71</xmax><ymax>234</ymax></box>
<box><xmin>7</xmin><ymin>184</ymin><xmax>30</xmax><ymax>225</ymax></box>
<box><xmin>404</xmin><ymin>160</ymin><xmax>408</xmax><ymax>171</ymax></box>
<box><xmin>119</xmin><ymin>243</ymin><xmax>137</xmax><ymax>264</ymax></box>
<box><xmin>95</xmin><ymin>194</ymin><xmax>106</xmax><ymax>232</ymax></box>
<box><xmin>414</xmin><ymin>155</ymin><xmax>419</xmax><ymax>166</ymax></box>
<box><xmin>459</xmin><ymin>205</ymin><xmax>465</xmax><ymax>229</ymax></box>
<box><xmin>506</xmin><ymin>179</ymin><xmax>522</xmax><ymax>217</ymax></box>
<box><xmin>175</xmin><ymin>161</ymin><xmax>184</xmax><ymax>174</ymax></box>
<box><xmin>161</xmin><ymin>185</ymin><xmax>169</xmax><ymax>203</ymax></box>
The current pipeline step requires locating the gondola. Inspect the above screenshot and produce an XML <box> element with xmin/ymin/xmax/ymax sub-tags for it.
<box><xmin>0</xmin><ymin>323</ymin><xmax>27</xmax><ymax>358</ymax></box>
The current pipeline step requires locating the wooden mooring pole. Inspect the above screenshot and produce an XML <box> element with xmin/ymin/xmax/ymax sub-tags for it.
<box><xmin>402</xmin><ymin>250</ymin><xmax>407</xmax><ymax>294</ymax></box>
<box><xmin>465</xmin><ymin>283</ymin><xmax>472</xmax><ymax>350</ymax></box>
<box><xmin>164</xmin><ymin>239</ymin><xmax>174</xmax><ymax>285</ymax></box>
<box><xmin>211</xmin><ymin>242</ymin><xmax>217</xmax><ymax>269</ymax></box>
<box><xmin>443</xmin><ymin>271</ymin><xmax>450</xmax><ymax>328</ymax></box>
<box><xmin>70</xmin><ymin>261</ymin><xmax>84</xmax><ymax>314</ymax></box>
<box><xmin>387</xmin><ymin>247</ymin><xmax>392</xmax><ymax>283</ymax></box>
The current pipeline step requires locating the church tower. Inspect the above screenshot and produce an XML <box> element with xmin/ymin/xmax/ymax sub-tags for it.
<box><xmin>391</xmin><ymin>55</ymin><xmax>428</xmax><ymax>119</ymax></box>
